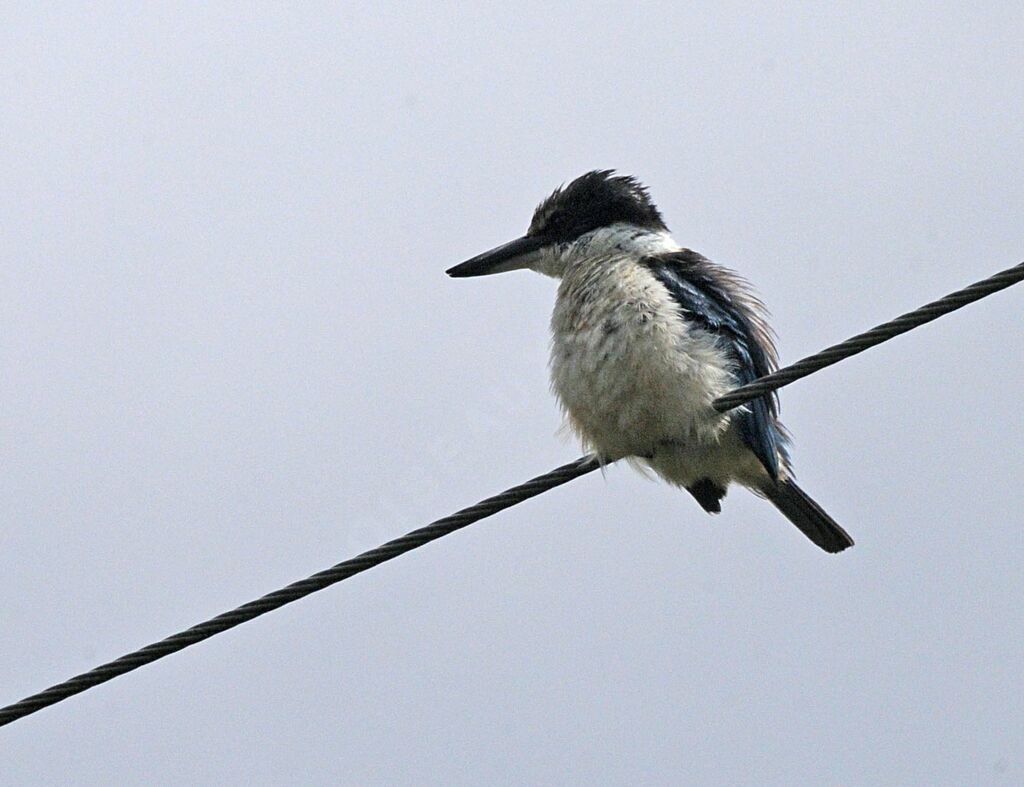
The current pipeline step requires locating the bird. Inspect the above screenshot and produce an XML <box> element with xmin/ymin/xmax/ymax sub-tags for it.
<box><xmin>446</xmin><ymin>170</ymin><xmax>853</xmax><ymax>553</ymax></box>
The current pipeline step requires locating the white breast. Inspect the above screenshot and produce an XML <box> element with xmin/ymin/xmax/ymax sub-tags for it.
<box><xmin>549</xmin><ymin>254</ymin><xmax>736</xmax><ymax>461</ymax></box>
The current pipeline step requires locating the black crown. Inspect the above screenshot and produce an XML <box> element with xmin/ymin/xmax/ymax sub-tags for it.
<box><xmin>528</xmin><ymin>170</ymin><xmax>667</xmax><ymax>243</ymax></box>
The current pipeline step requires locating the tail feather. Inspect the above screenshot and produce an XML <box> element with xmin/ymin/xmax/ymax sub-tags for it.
<box><xmin>762</xmin><ymin>479</ymin><xmax>854</xmax><ymax>554</ymax></box>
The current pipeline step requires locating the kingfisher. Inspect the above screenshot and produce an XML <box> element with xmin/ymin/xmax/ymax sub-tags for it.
<box><xmin>446</xmin><ymin>170</ymin><xmax>853</xmax><ymax>553</ymax></box>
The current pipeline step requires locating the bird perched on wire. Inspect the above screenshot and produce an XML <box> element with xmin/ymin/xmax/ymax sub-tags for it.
<box><xmin>447</xmin><ymin>170</ymin><xmax>853</xmax><ymax>553</ymax></box>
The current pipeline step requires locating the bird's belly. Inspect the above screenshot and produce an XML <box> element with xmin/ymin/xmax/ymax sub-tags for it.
<box><xmin>550</xmin><ymin>310</ymin><xmax>735</xmax><ymax>460</ymax></box>
<box><xmin>647</xmin><ymin>428</ymin><xmax>769</xmax><ymax>488</ymax></box>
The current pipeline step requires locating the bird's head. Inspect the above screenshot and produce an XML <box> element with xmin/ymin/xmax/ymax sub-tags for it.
<box><xmin>446</xmin><ymin>170</ymin><xmax>670</xmax><ymax>279</ymax></box>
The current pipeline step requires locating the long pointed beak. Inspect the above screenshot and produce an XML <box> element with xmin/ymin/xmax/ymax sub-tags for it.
<box><xmin>446</xmin><ymin>235</ymin><xmax>545</xmax><ymax>278</ymax></box>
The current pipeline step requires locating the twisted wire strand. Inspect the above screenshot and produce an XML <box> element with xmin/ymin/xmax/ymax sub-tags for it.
<box><xmin>2</xmin><ymin>261</ymin><xmax>1021</xmax><ymax>729</ymax></box>
<box><xmin>0</xmin><ymin>455</ymin><xmax>601</xmax><ymax>728</ymax></box>
<box><xmin>714</xmin><ymin>261</ymin><xmax>1024</xmax><ymax>412</ymax></box>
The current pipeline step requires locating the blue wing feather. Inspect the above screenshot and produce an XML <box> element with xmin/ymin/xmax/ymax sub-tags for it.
<box><xmin>640</xmin><ymin>251</ymin><xmax>788</xmax><ymax>479</ymax></box>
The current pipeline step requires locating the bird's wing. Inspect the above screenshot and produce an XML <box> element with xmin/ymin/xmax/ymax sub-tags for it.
<box><xmin>639</xmin><ymin>249</ymin><xmax>789</xmax><ymax>479</ymax></box>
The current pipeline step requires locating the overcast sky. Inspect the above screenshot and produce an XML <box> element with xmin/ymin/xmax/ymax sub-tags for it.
<box><xmin>2</xmin><ymin>3</ymin><xmax>1023</xmax><ymax>785</ymax></box>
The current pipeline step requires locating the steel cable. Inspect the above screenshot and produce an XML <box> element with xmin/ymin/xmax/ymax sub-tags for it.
<box><xmin>714</xmin><ymin>261</ymin><xmax>1024</xmax><ymax>412</ymax></box>
<box><xmin>1</xmin><ymin>260</ymin><xmax>1021</xmax><ymax>729</ymax></box>
<box><xmin>0</xmin><ymin>455</ymin><xmax>601</xmax><ymax>727</ymax></box>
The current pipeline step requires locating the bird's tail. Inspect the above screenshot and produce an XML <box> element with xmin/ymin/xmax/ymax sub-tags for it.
<box><xmin>761</xmin><ymin>479</ymin><xmax>854</xmax><ymax>554</ymax></box>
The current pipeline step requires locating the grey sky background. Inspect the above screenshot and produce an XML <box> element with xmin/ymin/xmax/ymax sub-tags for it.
<box><xmin>2</xmin><ymin>3</ymin><xmax>1023</xmax><ymax>784</ymax></box>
